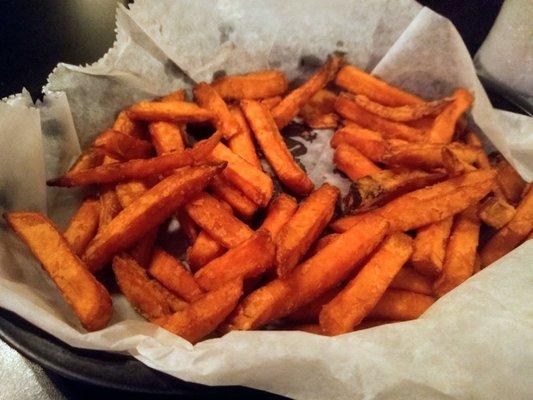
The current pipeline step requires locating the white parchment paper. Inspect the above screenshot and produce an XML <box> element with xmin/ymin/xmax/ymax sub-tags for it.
<box><xmin>1</xmin><ymin>1</ymin><xmax>532</xmax><ymax>399</ymax></box>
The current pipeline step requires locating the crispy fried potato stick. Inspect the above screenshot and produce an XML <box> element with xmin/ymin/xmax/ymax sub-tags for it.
<box><xmin>149</xmin><ymin>121</ymin><xmax>185</xmax><ymax>155</ymax></box>
<box><xmin>334</xmin><ymin>144</ymin><xmax>381</xmax><ymax>181</ymax></box>
<box><xmin>93</xmin><ymin>129</ymin><xmax>153</xmax><ymax>160</ymax></box>
<box><xmin>5</xmin><ymin>212</ymin><xmax>112</xmax><ymax>331</ymax></box>
<box><xmin>272</xmin><ymin>56</ymin><xmax>342</xmax><ymax>129</ymax></box>
<box><xmin>209</xmin><ymin>175</ymin><xmax>258</xmax><ymax>219</ymax></box>
<box><xmin>299</xmin><ymin>89</ymin><xmax>339</xmax><ymax>129</ymax></box>
<box><xmin>390</xmin><ymin>265</ymin><xmax>434</xmax><ymax>296</ymax></box>
<box><xmin>494</xmin><ymin>155</ymin><xmax>527</xmax><ymax>204</ymax></box>
<box><xmin>98</xmin><ymin>186</ymin><xmax>122</xmax><ymax>231</ymax></box>
<box><xmin>225</xmin><ymin>216</ymin><xmax>388</xmax><ymax>331</ymax></box>
<box><xmin>211</xmin><ymin>70</ymin><xmax>288</xmax><ymax>100</ymax></box>
<box><xmin>115</xmin><ymin>180</ymin><xmax>151</xmax><ymax>208</ymax></box>
<box><xmin>309</xmin><ymin>233</ymin><xmax>340</xmax><ymax>256</ymax></box>
<box><xmin>159</xmin><ymin>89</ymin><xmax>187</xmax><ymax>102</ymax></box>
<box><xmin>241</xmin><ymin>100</ymin><xmax>314</xmax><ymax>195</ymax></box>
<box><xmin>83</xmin><ymin>164</ymin><xmax>224</xmax><ymax>272</ymax></box>
<box><xmin>158</xmin><ymin>279</ymin><xmax>243</xmax><ymax>344</ymax></box>
<box><xmin>227</xmin><ymin>105</ymin><xmax>261</xmax><ymax>168</ymax></box>
<box><xmin>64</xmin><ymin>198</ymin><xmax>100</xmax><ymax>255</ymax></box>
<box><xmin>330</xmin><ymin>124</ymin><xmax>386</xmax><ymax>161</ymax></box>
<box><xmin>428</xmin><ymin>88</ymin><xmax>473</xmax><ymax>143</ymax></box>
<box><xmin>68</xmin><ymin>149</ymin><xmax>105</xmax><ymax>173</ymax></box>
<box><xmin>319</xmin><ymin>232</ymin><xmax>413</xmax><ymax>335</ymax></box>
<box><xmin>411</xmin><ymin>216</ymin><xmax>453</xmax><ymax>277</ymax></box>
<box><xmin>368</xmin><ymin>289</ymin><xmax>435</xmax><ymax>320</ymax></box>
<box><xmin>195</xmin><ymin>230</ymin><xmax>275</xmax><ymax>290</ymax></box>
<box><xmin>112</xmin><ymin>110</ymin><xmax>146</xmax><ymax>138</ymax></box>
<box><xmin>260</xmin><ymin>96</ymin><xmax>282</xmax><ymax>109</ymax></box>
<box><xmin>149</xmin><ymin>248</ymin><xmax>204</xmax><ymax>302</ymax></box>
<box><xmin>335</xmin><ymin>65</ymin><xmax>423</xmax><ymax>106</ymax></box>
<box><xmin>434</xmin><ymin>207</ymin><xmax>480</xmax><ymax>297</ymax></box>
<box><xmin>260</xmin><ymin>194</ymin><xmax>298</xmax><ymax>239</ymax></box>
<box><xmin>478</xmin><ymin>195</ymin><xmax>516</xmax><ymax>229</ymax></box>
<box><xmin>129</xmin><ymin>227</ymin><xmax>158</xmax><ymax>267</ymax></box>
<box><xmin>276</xmin><ymin>184</ymin><xmax>339</xmax><ymax>276</ymax></box>
<box><xmin>127</xmin><ymin>101</ymin><xmax>215</xmax><ymax>123</ymax></box>
<box><xmin>187</xmin><ymin>231</ymin><xmax>226</xmax><ymax>271</ymax></box>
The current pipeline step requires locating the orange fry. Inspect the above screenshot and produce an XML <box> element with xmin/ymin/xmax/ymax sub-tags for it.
<box><xmin>185</xmin><ymin>192</ymin><xmax>253</xmax><ymax>248</ymax></box>
<box><xmin>368</xmin><ymin>289</ymin><xmax>435</xmax><ymax>320</ymax></box>
<box><xmin>227</xmin><ymin>105</ymin><xmax>261</xmax><ymax>168</ymax></box>
<box><xmin>260</xmin><ymin>96</ymin><xmax>282</xmax><ymax>109</ymax></box>
<box><xmin>319</xmin><ymin>232</ymin><xmax>413</xmax><ymax>335</ymax></box>
<box><xmin>478</xmin><ymin>195</ymin><xmax>516</xmax><ymax>229</ymax></box>
<box><xmin>5</xmin><ymin>212</ymin><xmax>112</xmax><ymax>331</ymax></box>
<box><xmin>129</xmin><ymin>227</ymin><xmax>158</xmax><ymax>267</ymax></box>
<box><xmin>225</xmin><ymin>216</ymin><xmax>388</xmax><ymax>331</ymax></box>
<box><xmin>159</xmin><ymin>89</ymin><xmax>187</xmax><ymax>102</ymax></box>
<box><xmin>410</xmin><ymin>217</ymin><xmax>453</xmax><ymax>277</ymax></box>
<box><xmin>149</xmin><ymin>248</ymin><xmax>204</xmax><ymax>302</ymax></box>
<box><xmin>494</xmin><ymin>155</ymin><xmax>527</xmax><ymax>204</ymax></box>
<box><xmin>82</xmin><ymin>164</ymin><xmax>223</xmax><ymax>272</ymax></box>
<box><xmin>480</xmin><ymin>186</ymin><xmax>533</xmax><ymax>267</ymax></box>
<box><xmin>64</xmin><ymin>197</ymin><xmax>100</xmax><ymax>255</ymax></box>
<box><xmin>187</xmin><ymin>231</ymin><xmax>226</xmax><ymax>271</ymax></box>
<box><xmin>68</xmin><ymin>149</ymin><xmax>105</xmax><ymax>173</ymax></box>
<box><xmin>115</xmin><ymin>180</ymin><xmax>151</xmax><ymax>208</ymax></box>
<box><xmin>390</xmin><ymin>265</ymin><xmax>434</xmax><ymax>296</ymax></box>
<box><xmin>127</xmin><ymin>101</ymin><xmax>215</xmax><ymax>123</ymax></box>
<box><xmin>149</xmin><ymin>121</ymin><xmax>185</xmax><ymax>155</ymax></box>
<box><xmin>194</xmin><ymin>82</ymin><xmax>240</xmax><ymax>139</ymax></box>
<box><xmin>335</xmin><ymin>65</ymin><xmax>423</xmax><ymax>107</ymax></box>
<box><xmin>98</xmin><ymin>187</ymin><xmax>122</xmax><ymax>230</ymax></box>
<box><xmin>93</xmin><ymin>129</ymin><xmax>153</xmax><ymax>160</ymax></box>
<box><xmin>428</xmin><ymin>88</ymin><xmax>473</xmax><ymax>143</ymax></box>
<box><xmin>335</xmin><ymin>94</ymin><xmax>425</xmax><ymax>142</ymax></box>
<box><xmin>276</xmin><ymin>184</ymin><xmax>339</xmax><ymax>276</ymax></box>
<box><xmin>260</xmin><ymin>193</ymin><xmax>298</xmax><ymax>239</ymax></box>
<box><xmin>330</xmin><ymin>124</ymin><xmax>386</xmax><ymax>162</ymax></box>
<box><xmin>211</xmin><ymin>70</ymin><xmax>288</xmax><ymax>100</ymax></box>
<box><xmin>112</xmin><ymin>110</ymin><xmax>146</xmax><ymax>138</ymax></box>
<box><xmin>309</xmin><ymin>233</ymin><xmax>340</xmax><ymax>256</ymax></box>
<box><xmin>285</xmin><ymin>286</ymin><xmax>341</xmax><ymax>324</ymax></box>
<box><xmin>334</xmin><ymin>144</ymin><xmax>381</xmax><ymax>181</ymax></box>
<box><xmin>272</xmin><ymin>56</ymin><xmax>342</xmax><ymax>129</ymax></box>
<box><xmin>434</xmin><ymin>207</ymin><xmax>480</xmax><ymax>297</ymax></box>
<box><xmin>242</xmin><ymin>99</ymin><xmax>314</xmax><ymax>195</ymax></box>
<box><xmin>195</xmin><ymin>230</ymin><xmax>275</xmax><ymax>291</ymax></box>
<box><xmin>299</xmin><ymin>89</ymin><xmax>339</xmax><ymax>129</ymax></box>
<box><xmin>157</xmin><ymin>280</ymin><xmax>243</xmax><ymax>344</ymax></box>
<box><xmin>209</xmin><ymin>175</ymin><xmax>258</xmax><ymax>219</ymax></box>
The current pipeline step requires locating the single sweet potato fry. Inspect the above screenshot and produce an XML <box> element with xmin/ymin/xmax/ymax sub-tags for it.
<box><xmin>159</xmin><ymin>89</ymin><xmax>186</xmax><ymax>103</ymax></box>
<box><xmin>260</xmin><ymin>96</ymin><xmax>282</xmax><ymax>109</ymax></box>
<box><xmin>48</xmin><ymin>132</ymin><xmax>223</xmax><ymax>187</ymax></box>
<box><xmin>335</xmin><ymin>94</ymin><xmax>425</xmax><ymax>142</ymax></box>
<box><xmin>428</xmin><ymin>88</ymin><xmax>473</xmax><ymax>143</ymax></box>
<box><xmin>149</xmin><ymin>121</ymin><xmax>185</xmax><ymax>155</ymax></box>
<box><xmin>127</xmin><ymin>101</ymin><xmax>215</xmax><ymax>123</ymax></box>
<box><xmin>209</xmin><ymin>175</ymin><xmax>258</xmax><ymax>219</ymax></box>
<box><xmin>368</xmin><ymin>289</ymin><xmax>435</xmax><ymax>320</ymax></box>
<box><xmin>260</xmin><ymin>194</ymin><xmax>298</xmax><ymax>239</ymax></box>
<box><xmin>98</xmin><ymin>186</ymin><xmax>122</xmax><ymax>230</ymax></box>
<box><xmin>211</xmin><ymin>70</ymin><xmax>288</xmax><ymax>100</ymax></box>
<box><xmin>5</xmin><ymin>212</ymin><xmax>112</xmax><ymax>331</ymax></box>
<box><xmin>478</xmin><ymin>195</ymin><xmax>516</xmax><ymax>229</ymax></box>
<box><xmin>115</xmin><ymin>180</ymin><xmax>151</xmax><ymax>208</ymax></box>
<box><xmin>187</xmin><ymin>231</ymin><xmax>226</xmax><ymax>271</ymax></box>
<box><xmin>195</xmin><ymin>230</ymin><xmax>275</xmax><ymax>291</ymax></box>
<box><xmin>68</xmin><ymin>149</ymin><xmax>105</xmax><ymax>173</ymax></box>
<box><xmin>194</xmin><ymin>82</ymin><xmax>240</xmax><ymax>139</ymax></box>
<box><xmin>64</xmin><ymin>197</ymin><xmax>100</xmax><ymax>255</ymax></box>
<box><xmin>335</xmin><ymin>65</ymin><xmax>423</xmax><ymax>107</ymax></box>
<box><xmin>309</xmin><ymin>233</ymin><xmax>340</xmax><ymax>256</ymax></box>
<box><xmin>129</xmin><ymin>227</ymin><xmax>158</xmax><ymax>267</ymax></box>
<box><xmin>113</xmin><ymin>254</ymin><xmax>187</xmax><ymax>321</ymax></box>
<box><xmin>480</xmin><ymin>186</ymin><xmax>533</xmax><ymax>267</ymax></box>
<box><xmin>276</xmin><ymin>184</ymin><xmax>339</xmax><ymax>276</ymax></box>
<box><xmin>434</xmin><ymin>207</ymin><xmax>480</xmax><ymax>297</ymax></box>
<box><xmin>241</xmin><ymin>99</ymin><xmax>314</xmax><ymax>195</ymax></box>
<box><xmin>330</xmin><ymin>124</ymin><xmax>387</xmax><ymax>161</ymax></box>
<box><xmin>225</xmin><ymin>216</ymin><xmax>388</xmax><ymax>331</ymax></box>
<box><xmin>441</xmin><ymin>147</ymin><xmax>477</xmax><ymax>176</ymax></box>
<box><xmin>209</xmin><ymin>143</ymin><xmax>273</xmax><ymax>207</ymax></box>
<box><xmin>319</xmin><ymin>232</ymin><xmax>413</xmax><ymax>335</ymax></box>
<box><xmin>272</xmin><ymin>56</ymin><xmax>342</xmax><ymax>129</ymax></box>
<box><xmin>299</xmin><ymin>89</ymin><xmax>339</xmax><ymax>129</ymax></box>
<box><xmin>410</xmin><ymin>217</ymin><xmax>453</xmax><ymax>277</ymax></box>
<box><xmin>112</xmin><ymin>110</ymin><xmax>146</xmax><ymax>138</ymax></box>
<box><xmin>185</xmin><ymin>192</ymin><xmax>253</xmax><ymax>248</ymax></box>
<box><xmin>353</xmin><ymin>94</ymin><xmax>451</xmax><ymax>122</ymax></box>
<box><xmin>93</xmin><ymin>129</ymin><xmax>153</xmax><ymax>160</ymax></box>
<box><xmin>494</xmin><ymin>155</ymin><xmax>527</xmax><ymax>204</ymax></box>
<box><xmin>83</xmin><ymin>164</ymin><xmax>224</xmax><ymax>272</ymax></box>
<box><xmin>390</xmin><ymin>265</ymin><xmax>434</xmax><ymax>296</ymax></box>
<box><xmin>330</xmin><ymin>169</ymin><xmax>496</xmax><ymax>233</ymax></box>
<box><xmin>227</xmin><ymin>105</ymin><xmax>261</xmax><ymax>168</ymax></box>
<box><xmin>334</xmin><ymin>144</ymin><xmax>381</xmax><ymax>181</ymax></box>
<box><xmin>149</xmin><ymin>248</ymin><xmax>204</xmax><ymax>302</ymax></box>
<box><xmin>157</xmin><ymin>279</ymin><xmax>243</xmax><ymax>344</ymax></box>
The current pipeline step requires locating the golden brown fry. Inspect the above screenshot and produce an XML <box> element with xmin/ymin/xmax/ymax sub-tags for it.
<box><xmin>494</xmin><ymin>155</ymin><xmax>527</xmax><ymax>204</ymax></box>
<box><xmin>5</xmin><ymin>212</ymin><xmax>112</xmax><ymax>331</ymax></box>
<box><xmin>272</xmin><ymin>56</ymin><xmax>342</xmax><ymax>129</ymax></box>
<box><xmin>93</xmin><ymin>129</ymin><xmax>153</xmax><ymax>160</ymax></box>
<box><xmin>368</xmin><ymin>289</ymin><xmax>435</xmax><ymax>320</ymax></box>
<box><xmin>241</xmin><ymin>100</ymin><xmax>314</xmax><ymax>195</ymax></box>
<box><xmin>187</xmin><ymin>231</ymin><xmax>226</xmax><ymax>272</ymax></box>
<box><xmin>353</xmin><ymin>94</ymin><xmax>450</xmax><ymax>122</ymax></box>
<box><xmin>225</xmin><ymin>216</ymin><xmax>388</xmax><ymax>331</ymax></box>
<box><xmin>211</xmin><ymin>70</ymin><xmax>288</xmax><ymax>100</ymax></box>
<box><xmin>480</xmin><ymin>186</ymin><xmax>533</xmax><ymax>267</ymax></box>
<box><xmin>64</xmin><ymin>198</ymin><xmax>100</xmax><ymax>255</ymax></box>
<box><xmin>434</xmin><ymin>207</ymin><xmax>480</xmax><ymax>297</ymax></box>
<box><xmin>149</xmin><ymin>121</ymin><xmax>185</xmax><ymax>155</ymax></box>
<box><xmin>276</xmin><ymin>184</ymin><xmax>339</xmax><ymax>276</ymax></box>
<box><xmin>410</xmin><ymin>217</ymin><xmax>453</xmax><ymax>277</ymax></box>
<box><xmin>195</xmin><ymin>230</ymin><xmax>275</xmax><ymax>291</ymax></box>
<box><xmin>335</xmin><ymin>65</ymin><xmax>423</xmax><ymax>107</ymax></box>
<box><xmin>113</xmin><ymin>253</ymin><xmax>187</xmax><ymax>321</ymax></box>
<box><xmin>331</xmin><ymin>170</ymin><xmax>496</xmax><ymax>233</ymax></box>
<box><xmin>112</xmin><ymin>110</ymin><xmax>146</xmax><ymax>138</ymax></box>
<box><xmin>330</xmin><ymin>124</ymin><xmax>386</xmax><ymax>162</ymax></box>
<box><xmin>227</xmin><ymin>105</ymin><xmax>261</xmax><ymax>168</ymax></box>
<box><xmin>82</xmin><ymin>164</ymin><xmax>224</xmax><ymax>272</ymax></box>
<box><xmin>209</xmin><ymin>175</ymin><xmax>258</xmax><ymax>219</ymax></box>
<box><xmin>260</xmin><ymin>194</ymin><xmax>298</xmax><ymax>239</ymax></box>
<box><xmin>98</xmin><ymin>187</ymin><xmax>122</xmax><ymax>230</ymax></box>
<box><xmin>209</xmin><ymin>143</ymin><xmax>273</xmax><ymax>207</ymax></box>
<box><xmin>319</xmin><ymin>233</ymin><xmax>413</xmax><ymax>335</ymax></box>
<box><xmin>428</xmin><ymin>88</ymin><xmax>473</xmax><ymax>143</ymax></box>
<box><xmin>390</xmin><ymin>265</ymin><xmax>434</xmax><ymax>296</ymax></box>
<box><xmin>441</xmin><ymin>147</ymin><xmax>477</xmax><ymax>176</ymax></box>
<box><xmin>159</xmin><ymin>89</ymin><xmax>186</xmax><ymax>103</ymax></box>
<box><xmin>157</xmin><ymin>280</ymin><xmax>243</xmax><ymax>344</ymax></box>
<box><xmin>478</xmin><ymin>195</ymin><xmax>516</xmax><ymax>229</ymax></box>
<box><xmin>260</xmin><ymin>96</ymin><xmax>282</xmax><ymax>109</ymax></box>
<box><xmin>194</xmin><ymin>82</ymin><xmax>240</xmax><ymax>139</ymax></box>
<box><xmin>333</xmin><ymin>144</ymin><xmax>381</xmax><ymax>181</ymax></box>
<box><xmin>127</xmin><ymin>101</ymin><xmax>215</xmax><ymax>123</ymax></box>
<box><xmin>149</xmin><ymin>248</ymin><xmax>204</xmax><ymax>302</ymax></box>
<box><xmin>68</xmin><ymin>149</ymin><xmax>105</xmax><ymax>173</ymax></box>
<box><xmin>299</xmin><ymin>89</ymin><xmax>339</xmax><ymax>129</ymax></box>
<box><xmin>115</xmin><ymin>180</ymin><xmax>151</xmax><ymax>208</ymax></box>
<box><xmin>335</xmin><ymin>94</ymin><xmax>425</xmax><ymax>142</ymax></box>
<box><xmin>48</xmin><ymin>132</ymin><xmax>223</xmax><ymax>187</ymax></box>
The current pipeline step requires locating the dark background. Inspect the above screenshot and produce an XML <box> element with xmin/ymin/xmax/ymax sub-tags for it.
<box><xmin>0</xmin><ymin>0</ymin><xmax>512</xmax><ymax>399</ymax></box>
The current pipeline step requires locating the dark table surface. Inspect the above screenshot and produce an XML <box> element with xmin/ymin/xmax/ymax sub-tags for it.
<box><xmin>0</xmin><ymin>0</ymin><xmax>512</xmax><ymax>399</ymax></box>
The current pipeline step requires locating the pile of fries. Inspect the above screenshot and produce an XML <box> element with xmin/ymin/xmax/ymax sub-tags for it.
<box><xmin>5</xmin><ymin>56</ymin><xmax>532</xmax><ymax>342</ymax></box>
